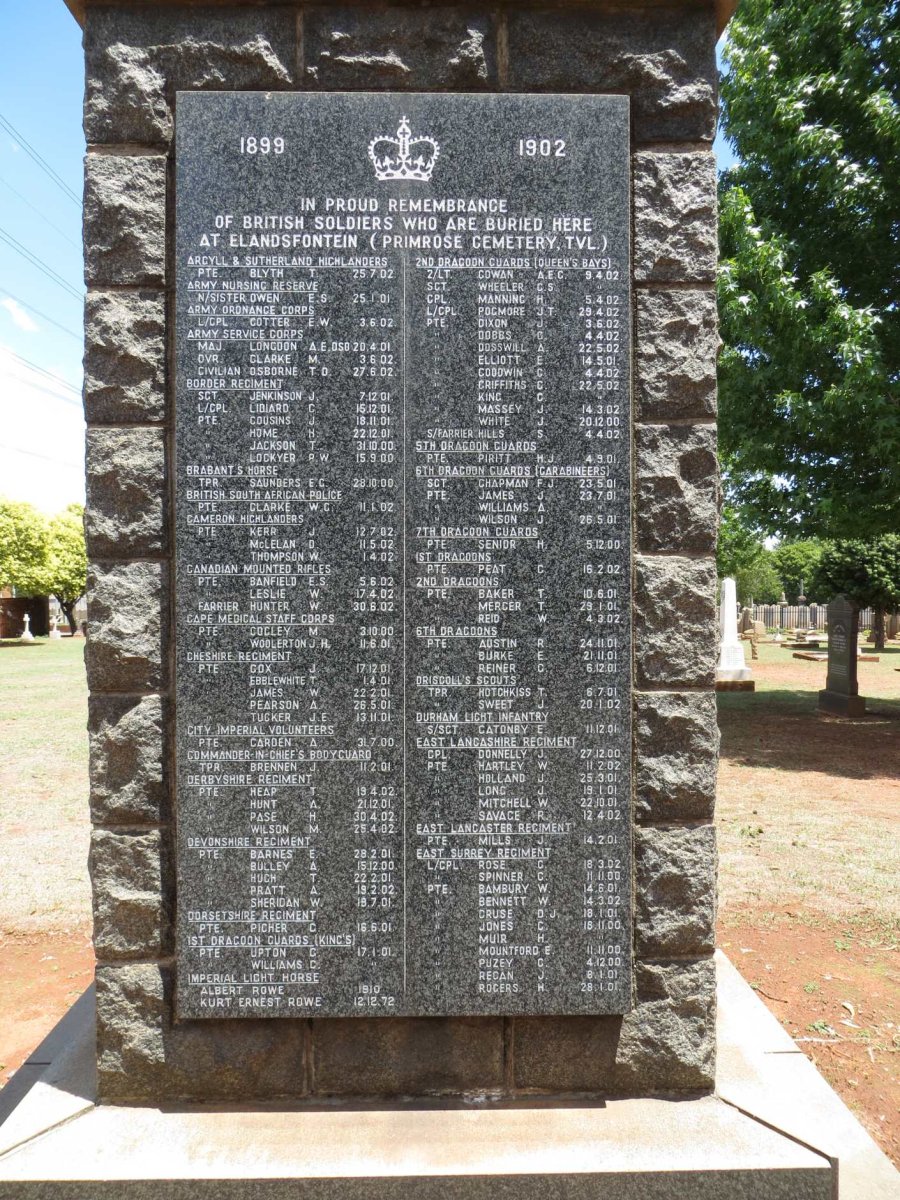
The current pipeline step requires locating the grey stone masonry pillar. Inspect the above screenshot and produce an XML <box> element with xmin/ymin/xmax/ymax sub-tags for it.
<box><xmin>77</xmin><ymin>0</ymin><xmax>725</xmax><ymax>1103</ymax></box>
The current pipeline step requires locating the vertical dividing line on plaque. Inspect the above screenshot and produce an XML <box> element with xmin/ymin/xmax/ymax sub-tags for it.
<box><xmin>402</xmin><ymin>253</ymin><xmax>408</xmax><ymax>997</ymax></box>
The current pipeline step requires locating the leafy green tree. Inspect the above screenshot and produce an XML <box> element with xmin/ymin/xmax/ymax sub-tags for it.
<box><xmin>771</xmin><ymin>540</ymin><xmax>824</xmax><ymax>602</ymax></box>
<box><xmin>717</xmin><ymin>505</ymin><xmax>780</xmax><ymax>604</ymax></box>
<box><xmin>0</xmin><ymin>499</ymin><xmax>49</xmax><ymax>597</ymax></box>
<box><xmin>718</xmin><ymin>0</ymin><xmax>899</xmax><ymax>539</ymax></box>
<box><xmin>46</xmin><ymin>504</ymin><xmax>87</xmax><ymax>635</ymax></box>
<box><xmin>810</xmin><ymin>535</ymin><xmax>900</xmax><ymax>649</ymax></box>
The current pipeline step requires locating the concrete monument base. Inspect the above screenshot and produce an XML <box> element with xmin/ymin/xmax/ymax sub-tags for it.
<box><xmin>715</xmin><ymin>680</ymin><xmax>756</xmax><ymax>692</ymax></box>
<box><xmin>818</xmin><ymin>689</ymin><xmax>867</xmax><ymax>717</ymax></box>
<box><xmin>2</xmin><ymin>955</ymin><xmax>898</xmax><ymax>1199</ymax></box>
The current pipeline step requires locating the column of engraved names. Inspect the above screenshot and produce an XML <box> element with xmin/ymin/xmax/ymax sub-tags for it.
<box><xmin>178</xmin><ymin>231</ymin><xmax>406</xmax><ymax>1014</ymax></box>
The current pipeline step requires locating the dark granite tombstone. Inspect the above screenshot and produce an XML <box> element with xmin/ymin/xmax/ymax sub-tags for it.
<box><xmin>174</xmin><ymin>92</ymin><xmax>632</xmax><ymax>1018</ymax></box>
<box><xmin>819</xmin><ymin>595</ymin><xmax>865</xmax><ymax>717</ymax></box>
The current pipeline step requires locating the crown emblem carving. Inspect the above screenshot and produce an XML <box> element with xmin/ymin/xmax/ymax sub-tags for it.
<box><xmin>368</xmin><ymin>116</ymin><xmax>439</xmax><ymax>182</ymax></box>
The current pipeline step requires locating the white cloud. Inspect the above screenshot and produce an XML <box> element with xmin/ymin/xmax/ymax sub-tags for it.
<box><xmin>0</xmin><ymin>297</ymin><xmax>39</xmax><ymax>333</ymax></box>
<box><xmin>0</xmin><ymin>344</ymin><xmax>84</xmax><ymax>514</ymax></box>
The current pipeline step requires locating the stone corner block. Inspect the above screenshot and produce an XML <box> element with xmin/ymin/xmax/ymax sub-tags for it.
<box><xmin>90</xmin><ymin>828</ymin><xmax>170</xmax><ymax>961</ymax></box>
<box><xmin>85</xmin><ymin>8</ymin><xmax>296</xmax><ymax>145</ymax></box>
<box><xmin>634</xmin><ymin>152</ymin><xmax>717</xmax><ymax>283</ymax></box>
<box><xmin>84</xmin><ymin>154</ymin><xmax>166</xmax><ymax>286</ymax></box>
<box><xmin>634</xmin><ymin>692</ymin><xmax>718</xmax><ymax>822</ymax></box>
<box><xmin>637</xmin><ymin>424</ymin><xmax>718</xmax><ymax>554</ymax></box>
<box><xmin>636</xmin><ymin>289</ymin><xmax>718</xmax><ymax>421</ymax></box>
<box><xmin>512</xmin><ymin>959</ymin><xmax>715</xmax><ymax>1093</ymax></box>
<box><xmin>635</xmin><ymin>556</ymin><xmax>717</xmax><ymax>687</ymax></box>
<box><xmin>304</xmin><ymin>8</ymin><xmax>497</xmax><ymax>90</ymax></box>
<box><xmin>86</xmin><ymin>427</ymin><xmax>168</xmax><ymax>558</ymax></box>
<box><xmin>635</xmin><ymin>826</ymin><xmax>717</xmax><ymax>957</ymax></box>
<box><xmin>507</xmin><ymin>8</ymin><xmax>716</xmax><ymax>143</ymax></box>
<box><xmin>86</xmin><ymin>561</ymin><xmax>166</xmax><ymax>693</ymax></box>
<box><xmin>85</xmin><ymin>290</ymin><xmax>166</xmax><ymax>424</ymax></box>
<box><xmin>311</xmin><ymin>1016</ymin><xmax>504</xmax><ymax>1095</ymax></box>
<box><xmin>88</xmin><ymin>693</ymin><xmax>169</xmax><ymax>824</ymax></box>
<box><xmin>95</xmin><ymin>963</ymin><xmax>308</xmax><ymax>1103</ymax></box>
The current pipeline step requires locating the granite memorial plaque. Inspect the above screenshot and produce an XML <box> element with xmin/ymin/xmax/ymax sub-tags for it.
<box><xmin>175</xmin><ymin>92</ymin><xmax>632</xmax><ymax>1018</ymax></box>
<box><xmin>819</xmin><ymin>594</ymin><xmax>865</xmax><ymax>717</ymax></box>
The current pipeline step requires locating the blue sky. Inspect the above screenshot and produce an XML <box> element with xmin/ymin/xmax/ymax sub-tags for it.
<box><xmin>0</xmin><ymin>6</ymin><xmax>736</xmax><ymax>514</ymax></box>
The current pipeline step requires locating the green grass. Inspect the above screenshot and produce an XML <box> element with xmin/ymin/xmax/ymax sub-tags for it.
<box><xmin>0</xmin><ymin>638</ymin><xmax>91</xmax><ymax>932</ymax></box>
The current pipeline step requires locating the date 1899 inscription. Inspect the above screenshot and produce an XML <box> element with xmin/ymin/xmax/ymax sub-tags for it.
<box><xmin>175</xmin><ymin>92</ymin><xmax>632</xmax><ymax>1018</ymax></box>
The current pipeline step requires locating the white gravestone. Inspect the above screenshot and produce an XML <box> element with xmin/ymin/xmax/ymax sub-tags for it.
<box><xmin>20</xmin><ymin>613</ymin><xmax>34</xmax><ymax>642</ymax></box>
<box><xmin>716</xmin><ymin>578</ymin><xmax>752</xmax><ymax>682</ymax></box>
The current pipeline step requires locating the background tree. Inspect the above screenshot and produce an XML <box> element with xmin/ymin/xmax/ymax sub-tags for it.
<box><xmin>0</xmin><ymin>499</ymin><xmax>49</xmax><ymax>597</ymax></box>
<box><xmin>810</xmin><ymin>535</ymin><xmax>900</xmax><ymax>650</ymax></box>
<box><xmin>771</xmin><ymin>540</ymin><xmax>824</xmax><ymax>602</ymax></box>
<box><xmin>718</xmin><ymin>0</ymin><xmax>899</xmax><ymax>539</ymax></box>
<box><xmin>46</xmin><ymin>504</ymin><xmax>87</xmax><ymax>635</ymax></box>
<box><xmin>717</xmin><ymin>504</ymin><xmax>781</xmax><ymax>604</ymax></box>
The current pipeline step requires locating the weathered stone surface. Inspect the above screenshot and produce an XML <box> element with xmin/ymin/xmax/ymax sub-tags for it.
<box><xmin>91</xmin><ymin>829</ymin><xmax>170</xmax><ymax>961</ymax></box>
<box><xmin>508</xmin><ymin>8</ymin><xmax>716</xmax><ymax>142</ymax></box>
<box><xmin>636</xmin><ymin>424</ymin><xmax>718</xmax><ymax>554</ymax></box>
<box><xmin>86</xmin><ymin>562</ymin><xmax>166</xmax><ymax>693</ymax></box>
<box><xmin>636</xmin><ymin>289</ymin><xmax>718</xmax><ymax>421</ymax></box>
<box><xmin>304</xmin><ymin>8</ymin><xmax>496</xmax><ymax>89</ymax></box>
<box><xmin>85</xmin><ymin>8</ymin><xmax>295</xmax><ymax>145</ymax></box>
<box><xmin>95</xmin><ymin>964</ymin><xmax>308</xmax><ymax>1102</ymax></box>
<box><xmin>635</xmin><ymin>556</ymin><xmax>717</xmax><ymax>687</ymax></box>
<box><xmin>84</xmin><ymin>290</ymin><xmax>165</xmax><ymax>424</ymax></box>
<box><xmin>84</xmin><ymin>154</ymin><xmax>166</xmax><ymax>285</ymax></box>
<box><xmin>634</xmin><ymin>152</ymin><xmax>717</xmax><ymax>282</ymax></box>
<box><xmin>635</xmin><ymin>826</ymin><xmax>717</xmax><ymax>956</ymax></box>
<box><xmin>89</xmin><ymin>694</ymin><xmax>168</xmax><ymax>824</ymax></box>
<box><xmin>312</xmin><ymin>1018</ymin><xmax>504</xmax><ymax>1095</ymax></box>
<box><xmin>513</xmin><ymin>959</ymin><xmax>715</xmax><ymax>1092</ymax></box>
<box><xmin>634</xmin><ymin>692</ymin><xmax>718</xmax><ymax>822</ymax></box>
<box><xmin>85</xmin><ymin>427</ymin><xmax>167</xmax><ymax>557</ymax></box>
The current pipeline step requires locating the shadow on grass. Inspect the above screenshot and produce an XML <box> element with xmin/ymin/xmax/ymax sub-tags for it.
<box><xmin>717</xmin><ymin>688</ymin><xmax>900</xmax><ymax>780</ymax></box>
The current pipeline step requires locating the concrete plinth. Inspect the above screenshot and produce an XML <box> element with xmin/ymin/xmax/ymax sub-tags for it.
<box><xmin>715</xmin><ymin>680</ymin><xmax>755</xmax><ymax>692</ymax></box>
<box><xmin>2</xmin><ymin>955</ymin><xmax>895</xmax><ymax>1199</ymax></box>
<box><xmin>818</xmin><ymin>689</ymin><xmax>867</xmax><ymax>717</ymax></box>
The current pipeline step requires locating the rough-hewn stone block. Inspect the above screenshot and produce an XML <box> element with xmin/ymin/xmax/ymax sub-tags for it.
<box><xmin>95</xmin><ymin>964</ymin><xmax>308</xmax><ymax>1102</ymax></box>
<box><xmin>634</xmin><ymin>692</ymin><xmax>718</xmax><ymax>822</ymax></box>
<box><xmin>91</xmin><ymin>828</ymin><xmax>170</xmax><ymax>961</ymax></box>
<box><xmin>634</xmin><ymin>152</ymin><xmax>717</xmax><ymax>282</ymax></box>
<box><xmin>635</xmin><ymin>826</ymin><xmax>716</xmax><ymax>956</ymax></box>
<box><xmin>312</xmin><ymin>1017</ymin><xmax>504</xmax><ymax>1095</ymax></box>
<box><xmin>636</xmin><ymin>424</ymin><xmax>718</xmax><ymax>554</ymax></box>
<box><xmin>86</xmin><ymin>561</ymin><xmax>166</xmax><ymax>693</ymax></box>
<box><xmin>508</xmin><ymin>8</ymin><xmax>716</xmax><ymax>142</ymax></box>
<box><xmin>634</xmin><ymin>556</ymin><xmax>717</xmax><ymax>687</ymax></box>
<box><xmin>84</xmin><ymin>154</ymin><xmax>166</xmax><ymax>285</ymax></box>
<box><xmin>89</xmin><ymin>694</ymin><xmax>168</xmax><ymax>824</ymax></box>
<box><xmin>636</xmin><ymin>289</ymin><xmax>718</xmax><ymax>421</ymax></box>
<box><xmin>84</xmin><ymin>290</ymin><xmax>165</xmax><ymax>424</ymax></box>
<box><xmin>304</xmin><ymin>8</ymin><xmax>496</xmax><ymax>90</ymax></box>
<box><xmin>513</xmin><ymin>959</ymin><xmax>715</xmax><ymax>1092</ymax></box>
<box><xmin>85</xmin><ymin>427</ymin><xmax>167</xmax><ymax>557</ymax></box>
<box><xmin>85</xmin><ymin>8</ymin><xmax>295</xmax><ymax>145</ymax></box>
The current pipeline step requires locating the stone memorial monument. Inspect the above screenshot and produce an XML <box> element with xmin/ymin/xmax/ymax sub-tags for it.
<box><xmin>715</xmin><ymin>577</ymin><xmax>753</xmax><ymax>691</ymax></box>
<box><xmin>0</xmin><ymin>0</ymin><xmax>848</xmax><ymax>1194</ymax></box>
<box><xmin>819</xmin><ymin>594</ymin><xmax>866</xmax><ymax>718</ymax></box>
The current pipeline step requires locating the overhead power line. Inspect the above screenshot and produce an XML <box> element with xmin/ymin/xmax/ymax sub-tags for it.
<box><xmin>0</xmin><ymin>174</ymin><xmax>79</xmax><ymax>248</ymax></box>
<box><xmin>0</xmin><ymin>288</ymin><xmax>81</xmax><ymax>341</ymax></box>
<box><xmin>0</xmin><ymin>442</ymin><xmax>82</xmax><ymax>468</ymax></box>
<box><xmin>0</xmin><ymin>226</ymin><xmax>83</xmax><ymax>302</ymax></box>
<box><xmin>3</xmin><ymin>348</ymin><xmax>82</xmax><ymax>402</ymax></box>
<box><xmin>0</xmin><ymin>111</ymin><xmax>80</xmax><ymax>207</ymax></box>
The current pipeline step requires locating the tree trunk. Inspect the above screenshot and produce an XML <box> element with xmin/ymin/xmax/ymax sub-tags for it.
<box><xmin>873</xmin><ymin>609</ymin><xmax>886</xmax><ymax>652</ymax></box>
<box><xmin>59</xmin><ymin>599</ymin><xmax>77</xmax><ymax>636</ymax></box>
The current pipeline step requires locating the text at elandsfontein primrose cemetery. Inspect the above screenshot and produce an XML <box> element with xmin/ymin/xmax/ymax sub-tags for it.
<box><xmin>175</xmin><ymin>92</ymin><xmax>632</xmax><ymax>1018</ymax></box>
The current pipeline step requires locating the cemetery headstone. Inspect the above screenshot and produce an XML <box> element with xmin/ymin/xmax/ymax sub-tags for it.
<box><xmin>716</xmin><ymin>576</ymin><xmax>754</xmax><ymax>691</ymax></box>
<box><xmin>20</xmin><ymin>613</ymin><xmax>34</xmax><ymax>642</ymax></box>
<box><xmin>818</xmin><ymin>595</ymin><xmax>865</xmax><ymax>717</ymax></box>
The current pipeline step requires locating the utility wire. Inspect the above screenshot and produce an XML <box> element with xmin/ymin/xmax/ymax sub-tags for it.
<box><xmin>0</xmin><ymin>442</ymin><xmax>82</xmax><ymax>468</ymax></box>
<box><xmin>0</xmin><ymin>226</ymin><xmax>82</xmax><ymax>302</ymax></box>
<box><xmin>0</xmin><ymin>288</ymin><xmax>81</xmax><ymax>341</ymax></box>
<box><xmin>0</xmin><ymin>112</ymin><xmax>80</xmax><ymax>207</ymax></box>
<box><xmin>3</xmin><ymin>348</ymin><xmax>81</xmax><ymax>400</ymax></box>
<box><xmin>0</xmin><ymin>174</ymin><xmax>79</xmax><ymax>248</ymax></box>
